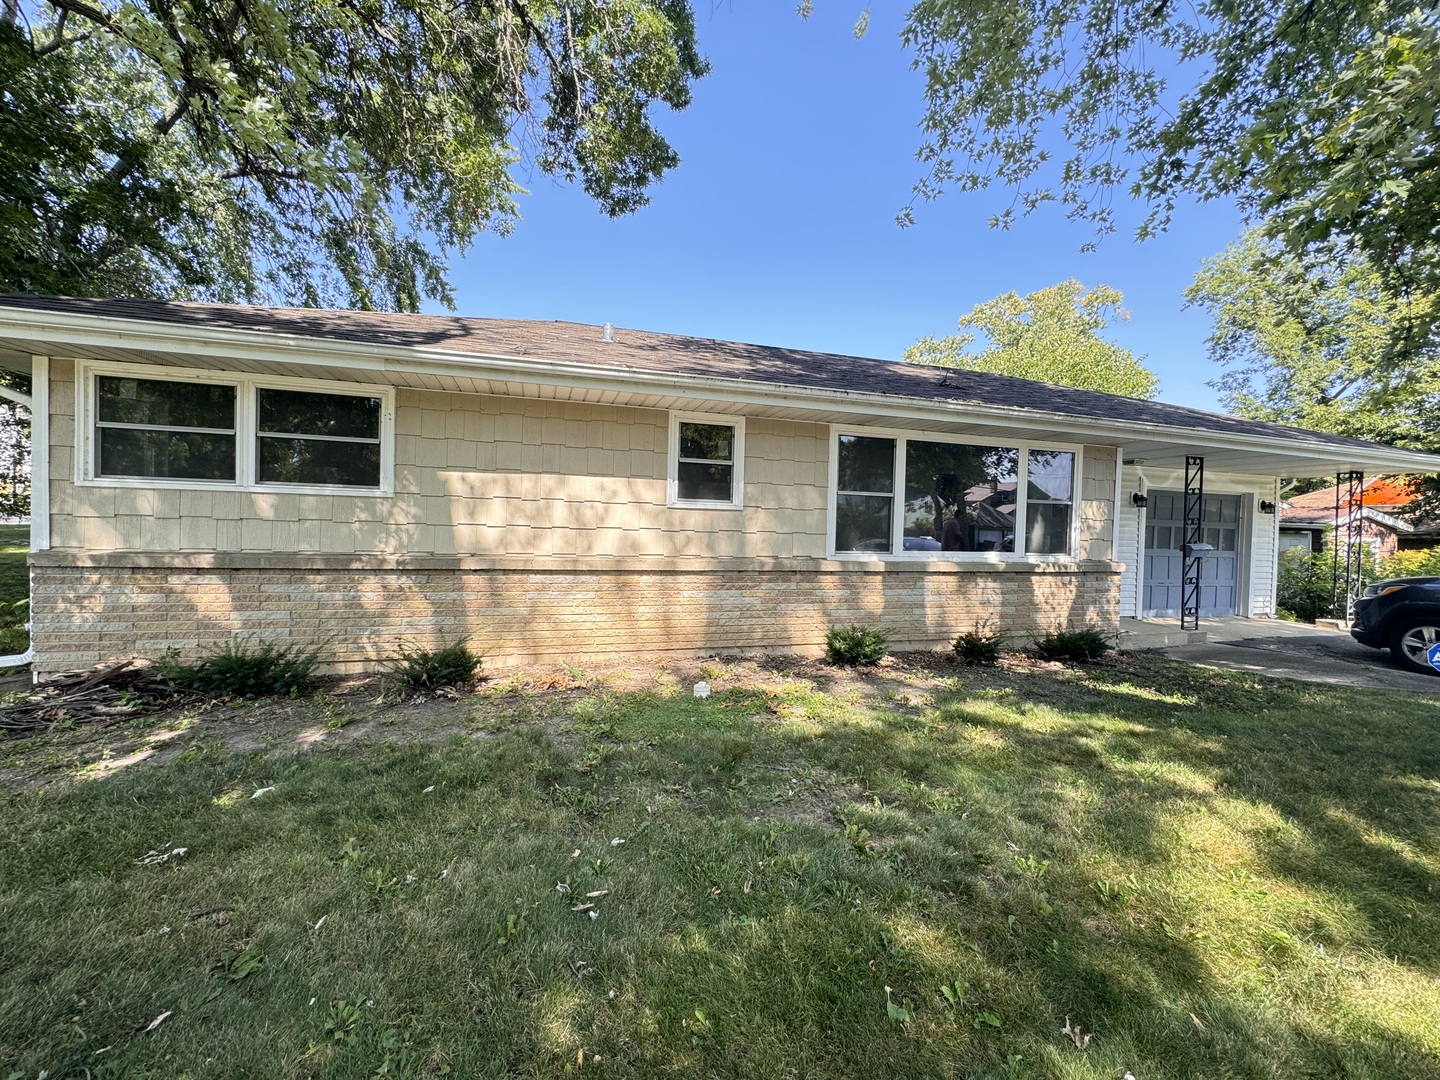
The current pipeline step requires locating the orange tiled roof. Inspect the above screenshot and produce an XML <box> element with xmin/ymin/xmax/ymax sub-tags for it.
<box><xmin>1284</xmin><ymin>476</ymin><xmax>1415</xmax><ymax>511</ymax></box>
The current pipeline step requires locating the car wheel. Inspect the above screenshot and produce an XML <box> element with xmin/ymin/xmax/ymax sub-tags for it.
<box><xmin>1387</xmin><ymin>618</ymin><xmax>1440</xmax><ymax>675</ymax></box>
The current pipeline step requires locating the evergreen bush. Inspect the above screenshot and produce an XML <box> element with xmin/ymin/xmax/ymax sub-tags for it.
<box><xmin>157</xmin><ymin>638</ymin><xmax>322</xmax><ymax>697</ymax></box>
<box><xmin>824</xmin><ymin>625</ymin><xmax>888</xmax><ymax>667</ymax></box>
<box><xmin>389</xmin><ymin>639</ymin><xmax>483</xmax><ymax>693</ymax></box>
<box><xmin>952</xmin><ymin>627</ymin><xmax>1003</xmax><ymax>665</ymax></box>
<box><xmin>1031</xmin><ymin>628</ymin><xmax>1110</xmax><ymax>663</ymax></box>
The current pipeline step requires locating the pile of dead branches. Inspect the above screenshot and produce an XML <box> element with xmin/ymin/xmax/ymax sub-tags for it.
<box><xmin>0</xmin><ymin>661</ymin><xmax>209</xmax><ymax>736</ymax></box>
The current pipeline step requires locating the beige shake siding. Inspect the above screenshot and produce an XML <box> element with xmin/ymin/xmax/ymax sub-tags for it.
<box><xmin>31</xmin><ymin>358</ymin><xmax>1121</xmax><ymax>673</ymax></box>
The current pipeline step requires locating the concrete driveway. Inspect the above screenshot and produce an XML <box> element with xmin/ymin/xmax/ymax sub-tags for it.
<box><xmin>1156</xmin><ymin>618</ymin><xmax>1440</xmax><ymax>695</ymax></box>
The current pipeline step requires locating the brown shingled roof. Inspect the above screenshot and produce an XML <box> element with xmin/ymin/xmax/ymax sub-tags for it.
<box><xmin>0</xmin><ymin>293</ymin><xmax>1419</xmax><ymax>456</ymax></box>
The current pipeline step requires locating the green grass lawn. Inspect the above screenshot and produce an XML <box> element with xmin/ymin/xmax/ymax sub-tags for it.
<box><xmin>0</xmin><ymin>522</ymin><xmax>28</xmax><ymax>653</ymax></box>
<box><xmin>2</xmin><ymin>654</ymin><xmax>1438</xmax><ymax>1078</ymax></box>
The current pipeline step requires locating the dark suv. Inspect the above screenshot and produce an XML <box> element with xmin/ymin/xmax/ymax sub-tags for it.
<box><xmin>1350</xmin><ymin>577</ymin><xmax>1440</xmax><ymax>675</ymax></box>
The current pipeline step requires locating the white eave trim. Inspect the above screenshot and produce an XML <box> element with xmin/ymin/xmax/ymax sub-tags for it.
<box><xmin>4</xmin><ymin>303</ymin><xmax>1440</xmax><ymax>475</ymax></box>
<box><xmin>1280</xmin><ymin>508</ymin><xmax>1415</xmax><ymax>532</ymax></box>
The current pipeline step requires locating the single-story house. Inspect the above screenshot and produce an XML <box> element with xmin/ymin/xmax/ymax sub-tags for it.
<box><xmin>1279</xmin><ymin>476</ymin><xmax>1437</xmax><ymax>561</ymax></box>
<box><xmin>1</xmin><ymin>294</ymin><xmax>1437</xmax><ymax>675</ymax></box>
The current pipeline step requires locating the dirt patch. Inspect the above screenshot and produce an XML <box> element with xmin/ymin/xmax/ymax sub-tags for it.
<box><xmin>0</xmin><ymin>650</ymin><xmax>1094</xmax><ymax>791</ymax></box>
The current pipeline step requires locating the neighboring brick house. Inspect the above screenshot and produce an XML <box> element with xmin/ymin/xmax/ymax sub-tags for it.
<box><xmin>1</xmin><ymin>295</ymin><xmax>1437</xmax><ymax>674</ymax></box>
<box><xmin>1279</xmin><ymin>477</ymin><xmax>1437</xmax><ymax>562</ymax></box>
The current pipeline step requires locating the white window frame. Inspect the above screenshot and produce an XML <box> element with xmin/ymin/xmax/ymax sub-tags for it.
<box><xmin>825</xmin><ymin>424</ymin><xmax>1083</xmax><ymax>561</ymax></box>
<box><xmin>76</xmin><ymin>359</ymin><xmax>395</xmax><ymax>496</ymax></box>
<box><xmin>667</xmin><ymin>411</ymin><xmax>745</xmax><ymax>510</ymax></box>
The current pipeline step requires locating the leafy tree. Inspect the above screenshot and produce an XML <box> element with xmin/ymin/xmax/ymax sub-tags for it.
<box><xmin>1185</xmin><ymin>231</ymin><xmax>1440</xmax><ymax>450</ymax></box>
<box><xmin>893</xmin><ymin>1</ymin><xmax>1440</xmax><ymax>360</ymax></box>
<box><xmin>0</xmin><ymin>0</ymin><xmax>707</xmax><ymax>310</ymax></box>
<box><xmin>0</xmin><ymin>372</ymin><xmax>29</xmax><ymax>520</ymax></box>
<box><xmin>905</xmin><ymin>280</ymin><xmax>1159</xmax><ymax>399</ymax></box>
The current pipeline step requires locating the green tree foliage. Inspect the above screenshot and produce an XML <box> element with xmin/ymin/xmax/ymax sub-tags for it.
<box><xmin>0</xmin><ymin>372</ymin><xmax>29</xmax><ymax>520</ymax></box>
<box><xmin>0</xmin><ymin>0</ymin><xmax>707</xmax><ymax>310</ymax></box>
<box><xmin>895</xmin><ymin>2</ymin><xmax>1440</xmax><ymax>361</ymax></box>
<box><xmin>1185</xmin><ymin>231</ymin><xmax>1440</xmax><ymax>450</ymax></box>
<box><xmin>1277</xmin><ymin>548</ymin><xmax>1343</xmax><ymax>623</ymax></box>
<box><xmin>904</xmin><ymin>280</ymin><xmax>1159</xmax><ymax>399</ymax></box>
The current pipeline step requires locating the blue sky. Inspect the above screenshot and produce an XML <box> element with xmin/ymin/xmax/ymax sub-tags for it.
<box><xmin>437</xmin><ymin>4</ymin><xmax>1246</xmax><ymax>411</ymax></box>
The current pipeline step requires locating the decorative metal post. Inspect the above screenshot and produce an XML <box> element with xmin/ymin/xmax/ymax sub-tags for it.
<box><xmin>1181</xmin><ymin>455</ymin><xmax>1205</xmax><ymax>631</ymax></box>
<box><xmin>1332</xmin><ymin>471</ymin><xmax>1364</xmax><ymax>622</ymax></box>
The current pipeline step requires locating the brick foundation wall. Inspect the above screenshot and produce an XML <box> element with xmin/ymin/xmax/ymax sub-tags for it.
<box><xmin>29</xmin><ymin>554</ymin><xmax>1121</xmax><ymax>674</ymax></box>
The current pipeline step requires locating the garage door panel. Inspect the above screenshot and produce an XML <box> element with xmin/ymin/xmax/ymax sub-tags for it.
<box><xmin>1143</xmin><ymin>492</ymin><xmax>1242</xmax><ymax>618</ymax></box>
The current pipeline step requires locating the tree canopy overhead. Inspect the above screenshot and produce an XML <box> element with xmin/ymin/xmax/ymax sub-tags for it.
<box><xmin>905</xmin><ymin>280</ymin><xmax>1159</xmax><ymax>399</ymax></box>
<box><xmin>1185</xmin><ymin>231</ymin><xmax>1440</xmax><ymax>450</ymax></box>
<box><xmin>0</xmin><ymin>0</ymin><xmax>707</xmax><ymax>310</ymax></box>
<box><xmin>896</xmin><ymin>2</ymin><xmax>1440</xmax><ymax>360</ymax></box>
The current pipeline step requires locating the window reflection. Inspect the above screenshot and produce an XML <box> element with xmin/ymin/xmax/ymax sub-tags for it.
<box><xmin>1024</xmin><ymin>450</ymin><xmax>1075</xmax><ymax>555</ymax></box>
<box><xmin>902</xmin><ymin>442</ymin><xmax>1018</xmax><ymax>553</ymax></box>
<box><xmin>835</xmin><ymin>436</ymin><xmax>895</xmax><ymax>552</ymax></box>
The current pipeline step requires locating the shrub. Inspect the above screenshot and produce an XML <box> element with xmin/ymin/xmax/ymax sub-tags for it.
<box><xmin>824</xmin><ymin>625</ymin><xmax>888</xmax><ymax>667</ymax></box>
<box><xmin>1277</xmin><ymin>545</ymin><xmax>1381</xmax><ymax>622</ymax></box>
<box><xmin>1031</xmin><ymin>628</ymin><xmax>1110</xmax><ymax>663</ymax></box>
<box><xmin>1378</xmin><ymin>547</ymin><xmax>1440</xmax><ymax>581</ymax></box>
<box><xmin>952</xmin><ymin>627</ymin><xmax>1003</xmax><ymax>665</ymax></box>
<box><xmin>1277</xmin><ymin>547</ymin><xmax>1337</xmax><ymax>622</ymax></box>
<box><xmin>157</xmin><ymin>638</ymin><xmax>322</xmax><ymax>697</ymax></box>
<box><xmin>389</xmin><ymin>639</ymin><xmax>483</xmax><ymax>693</ymax></box>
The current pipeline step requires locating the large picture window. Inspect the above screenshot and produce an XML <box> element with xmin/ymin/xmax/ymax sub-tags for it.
<box><xmin>82</xmin><ymin>365</ymin><xmax>392</xmax><ymax>493</ymax></box>
<box><xmin>833</xmin><ymin>431</ymin><xmax>1077</xmax><ymax>558</ymax></box>
<box><xmin>904</xmin><ymin>441</ymin><xmax>1018</xmax><ymax>553</ymax></box>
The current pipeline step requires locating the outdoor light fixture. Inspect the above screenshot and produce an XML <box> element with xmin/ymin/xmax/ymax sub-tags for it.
<box><xmin>1131</xmin><ymin>492</ymin><xmax>1149</xmax><ymax>508</ymax></box>
<box><xmin>1259</xmin><ymin>500</ymin><xmax>1276</xmax><ymax>514</ymax></box>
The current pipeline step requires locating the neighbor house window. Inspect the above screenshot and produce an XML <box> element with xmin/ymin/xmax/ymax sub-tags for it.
<box><xmin>94</xmin><ymin>375</ymin><xmax>237</xmax><ymax>481</ymax></box>
<box><xmin>82</xmin><ymin>363</ymin><xmax>393</xmax><ymax>493</ymax></box>
<box><xmin>669</xmin><ymin>414</ymin><xmax>745</xmax><ymax>508</ymax></box>
<box><xmin>257</xmin><ymin>388</ymin><xmax>383</xmax><ymax>488</ymax></box>
<box><xmin>831</xmin><ymin>430</ymin><xmax>1078</xmax><ymax>558</ymax></box>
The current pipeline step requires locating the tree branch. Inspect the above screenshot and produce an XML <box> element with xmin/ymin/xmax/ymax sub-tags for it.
<box><xmin>506</xmin><ymin>0</ymin><xmax>578</xmax><ymax>115</ymax></box>
<box><xmin>32</xmin><ymin>7</ymin><xmax>93</xmax><ymax>56</ymax></box>
<box><xmin>219</xmin><ymin>163</ymin><xmax>305</xmax><ymax>183</ymax></box>
<box><xmin>42</xmin><ymin>0</ymin><xmax>114</xmax><ymax>32</ymax></box>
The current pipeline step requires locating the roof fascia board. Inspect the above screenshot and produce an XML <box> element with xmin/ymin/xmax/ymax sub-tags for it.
<box><xmin>4</xmin><ymin>304</ymin><xmax>1440</xmax><ymax>475</ymax></box>
<box><xmin>1364</xmin><ymin>507</ymin><xmax>1412</xmax><ymax>531</ymax></box>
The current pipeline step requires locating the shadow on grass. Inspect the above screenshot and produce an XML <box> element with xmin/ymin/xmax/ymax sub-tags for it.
<box><xmin>1</xmin><ymin>655</ymin><xmax>1438</xmax><ymax>1078</ymax></box>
